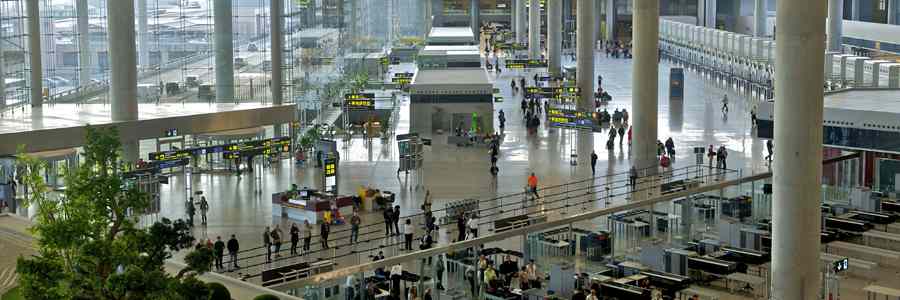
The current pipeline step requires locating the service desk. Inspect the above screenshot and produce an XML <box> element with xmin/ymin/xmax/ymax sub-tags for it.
<box><xmin>271</xmin><ymin>191</ymin><xmax>355</xmax><ymax>223</ymax></box>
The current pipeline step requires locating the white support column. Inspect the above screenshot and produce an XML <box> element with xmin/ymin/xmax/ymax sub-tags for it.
<box><xmin>108</xmin><ymin>0</ymin><xmax>139</xmax><ymax>161</ymax></box>
<box><xmin>548</xmin><ymin>0</ymin><xmax>562</xmax><ymax>76</ymax></box>
<box><xmin>772</xmin><ymin>0</ymin><xmax>827</xmax><ymax>298</ymax></box>
<box><xmin>425</xmin><ymin>0</ymin><xmax>433</xmax><ymax>35</ymax></box>
<box><xmin>0</xmin><ymin>41</ymin><xmax>4</xmax><ymax>109</ymax></box>
<box><xmin>706</xmin><ymin>0</ymin><xmax>717</xmax><ymax>28</ymax></box>
<box><xmin>606</xmin><ymin>0</ymin><xmax>616</xmax><ymax>41</ymax></box>
<box><xmin>76</xmin><ymin>0</ymin><xmax>91</xmax><ymax>87</ymax></box>
<box><xmin>137</xmin><ymin>0</ymin><xmax>149</xmax><ymax>69</ymax></box>
<box><xmin>889</xmin><ymin>0</ymin><xmax>898</xmax><ymax>25</ymax></box>
<box><xmin>631</xmin><ymin>0</ymin><xmax>659</xmax><ymax>176</ymax></box>
<box><xmin>511</xmin><ymin>0</ymin><xmax>517</xmax><ymax>37</ymax></box>
<box><xmin>26</xmin><ymin>0</ymin><xmax>42</xmax><ymax>107</ymax></box>
<box><xmin>828</xmin><ymin>0</ymin><xmax>844</xmax><ymax>52</ymax></box>
<box><xmin>576</xmin><ymin>0</ymin><xmax>594</xmax><ymax>111</ymax></box>
<box><xmin>271</xmin><ymin>0</ymin><xmax>284</xmax><ymax>106</ymax></box>
<box><xmin>214</xmin><ymin>0</ymin><xmax>235</xmax><ymax>103</ymax></box>
<box><xmin>697</xmin><ymin>0</ymin><xmax>706</xmax><ymax>26</ymax></box>
<box><xmin>517</xmin><ymin>0</ymin><xmax>527</xmax><ymax>44</ymax></box>
<box><xmin>529</xmin><ymin>0</ymin><xmax>541</xmax><ymax>59</ymax></box>
<box><xmin>753</xmin><ymin>0</ymin><xmax>766</xmax><ymax>37</ymax></box>
<box><xmin>851</xmin><ymin>0</ymin><xmax>860</xmax><ymax>20</ymax></box>
<box><xmin>471</xmin><ymin>0</ymin><xmax>480</xmax><ymax>38</ymax></box>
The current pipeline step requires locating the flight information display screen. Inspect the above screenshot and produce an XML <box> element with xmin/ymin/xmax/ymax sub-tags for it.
<box><xmin>547</xmin><ymin>108</ymin><xmax>594</xmax><ymax>129</ymax></box>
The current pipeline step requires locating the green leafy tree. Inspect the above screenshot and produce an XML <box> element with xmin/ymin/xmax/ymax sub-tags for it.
<box><xmin>15</xmin><ymin>126</ymin><xmax>219</xmax><ymax>300</ymax></box>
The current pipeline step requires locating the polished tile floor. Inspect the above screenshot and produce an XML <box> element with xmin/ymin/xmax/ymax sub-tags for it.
<box><xmin>125</xmin><ymin>51</ymin><xmax>777</xmax><ymax>282</ymax></box>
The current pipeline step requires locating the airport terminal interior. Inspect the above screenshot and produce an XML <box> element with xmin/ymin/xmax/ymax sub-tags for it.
<box><xmin>2</xmin><ymin>0</ymin><xmax>900</xmax><ymax>299</ymax></box>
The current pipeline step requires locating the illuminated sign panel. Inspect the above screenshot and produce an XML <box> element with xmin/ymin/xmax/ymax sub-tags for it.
<box><xmin>547</xmin><ymin>108</ymin><xmax>594</xmax><ymax>129</ymax></box>
<box><xmin>324</xmin><ymin>159</ymin><xmax>336</xmax><ymax>176</ymax></box>
<box><xmin>505</xmin><ymin>59</ymin><xmax>548</xmax><ymax>69</ymax></box>
<box><xmin>344</xmin><ymin>93</ymin><xmax>376</xmax><ymax>110</ymax></box>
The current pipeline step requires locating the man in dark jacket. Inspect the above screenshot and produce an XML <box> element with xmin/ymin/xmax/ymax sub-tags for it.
<box><xmin>320</xmin><ymin>221</ymin><xmax>330</xmax><ymax>249</ymax></box>
<box><xmin>392</xmin><ymin>206</ymin><xmax>401</xmax><ymax>236</ymax></box>
<box><xmin>213</xmin><ymin>236</ymin><xmax>225</xmax><ymax>271</ymax></box>
<box><xmin>383</xmin><ymin>207</ymin><xmax>393</xmax><ymax>236</ymax></box>
<box><xmin>227</xmin><ymin>235</ymin><xmax>240</xmax><ymax>270</ymax></box>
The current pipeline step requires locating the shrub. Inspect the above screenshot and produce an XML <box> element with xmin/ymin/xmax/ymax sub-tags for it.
<box><xmin>207</xmin><ymin>282</ymin><xmax>231</xmax><ymax>300</ymax></box>
<box><xmin>253</xmin><ymin>294</ymin><xmax>280</xmax><ymax>300</ymax></box>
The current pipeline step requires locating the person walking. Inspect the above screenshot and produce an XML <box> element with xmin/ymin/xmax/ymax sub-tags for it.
<box><xmin>290</xmin><ymin>223</ymin><xmax>300</xmax><ymax>255</ymax></box>
<box><xmin>186</xmin><ymin>198</ymin><xmax>196</xmax><ymax>227</ymax></box>
<box><xmin>392</xmin><ymin>206</ymin><xmax>401</xmax><ymax>236</ymax></box>
<box><xmin>457</xmin><ymin>214</ymin><xmax>467</xmax><ymax>242</ymax></box>
<box><xmin>435</xmin><ymin>255</ymin><xmax>445</xmax><ymax>290</ymax></box>
<box><xmin>721</xmin><ymin>94</ymin><xmax>729</xmax><ymax>114</ymax></box>
<box><xmin>665</xmin><ymin>137</ymin><xmax>676</xmax><ymax>158</ymax></box>
<box><xmin>383</xmin><ymin>205</ymin><xmax>393</xmax><ymax>236</ymax></box>
<box><xmin>618</xmin><ymin>126</ymin><xmax>626</xmax><ymax>145</ymax></box>
<box><xmin>263</xmin><ymin>226</ymin><xmax>272</xmax><ymax>263</ymax></box>
<box><xmin>766</xmin><ymin>140</ymin><xmax>774</xmax><ymax>161</ymax></box>
<box><xmin>320</xmin><ymin>220</ymin><xmax>331</xmax><ymax>249</ymax></box>
<box><xmin>629</xmin><ymin>165</ymin><xmax>638</xmax><ymax>190</ymax></box>
<box><xmin>590</xmin><ymin>150</ymin><xmax>598</xmax><ymax>176</ymax></box>
<box><xmin>717</xmin><ymin>146</ymin><xmax>729</xmax><ymax>169</ymax></box>
<box><xmin>707</xmin><ymin>144</ymin><xmax>716</xmax><ymax>168</ymax></box>
<box><xmin>467</xmin><ymin>214</ymin><xmax>479</xmax><ymax>239</ymax></box>
<box><xmin>303</xmin><ymin>220</ymin><xmax>312</xmax><ymax>252</ymax></box>
<box><xmin>213</xmin><ymin>236</ymin><xmax>225</xmax><ymax>271</ymax></box>
<box><xmin>199</xmin><ymin>196</ymin><xmax>209</xmax><ymax>225</ymax></box>
<box><xmin>272</xmin><ymin>225</ymin><xmax>283</xmax><ymax>258</ymax></box>
<box><xmin>499</xmin><ymin>109</ymin><xmax>506</xmax><ymax>132</ymax></box>
<box><xmin>404</xmin><ymin>219</ymin><xmax>414</xmax><ymax>251</ymax></box>
<box><xmin>227</xmin><ymin>234</ymin><xmax>240</xmax><ymax>270</ymax></box>
<box><xmin>527</xmin><ymin>173</ymin><xmax>539</xmax><ymax>199</ymax></box>
<box><xmin>350</xmin><ymin>210</ymin><xmax>361</xmax><ymax>244</ymax></box>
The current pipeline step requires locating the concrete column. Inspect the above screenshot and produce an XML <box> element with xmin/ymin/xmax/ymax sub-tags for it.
<box><xmin>214</xmin><ymin>0</ymin><xmax>235</xmax><ymax>103</ymax></box>
<box><xmin>606</xmin><ymin>0</ymin><xmax>616</xmax><ymax>41</ymax></box>
<box><xmin>76</xmin><ymin>0</ymin><xmax>91</xmax><ymax>87</ymax></box>
<box><xmin>576</xmin><ymin>0</ymin><xmax>594</xmax><ymax>111</ymax></box>
<box><xmin>594</xmin><ymin>0</ymin><xmax>602</xmax><ymax>43</ymax></box>
<box><xmin>697</xmin><ymin>0</ymin><xmax>706</xmax><ymax>26</ymax></box>
<box><xmin>471</xmin><ymin>0</ymin><xmax>480</xmax><ymax>38</ymax></box>
<box><xmin>425</xmin><ymin>0</ymin><xmax>433</xmax><ymax>35</ymax></box>
<box><xmin>271</xmin><ymin>0</ymin><xmax>284</xmax><ymax>106</ymax></box>
<box><xmin>108</xmin><ymin>0</ymin><xmax>138</xmax><ymax>121</ymax></box>
<box><xmin>888</xmin><ymin>0</ymin><xmax>897</xmax><ymax>25</ymax></box>
<box><xmin>706</xmin><ymin>0</ymin><xmax>717</xmax><ymax>28</ymax></box>
<box><xmin>772</xmin><ymin>0</ymin><xmax>827</xmax><ymax>298</ymax></box>
<box><xmin>0</xmin><ymin>41</ymin><xmax>5</xmax><ymax>108</ymax></box>
<box><xmin>548</xmin><ymin>0</ymin><xmax>562</xmax><ymax>76</ymax></box>
<box><xmin>828</xmin><ymin>0</ymin><xmax>844</xmax><ymax>52</ymax></box>
<box><xmin>516</xmin><ymin>0</ymin><xmax>527</xmax><ymax>44</ymax></box>
<box><xmin>631</xmin><ymin>0</ymin><xmax>659</xmax><ymax>173</ymax></box>
<box><xmin>108</xmin><ymin>0</ymin><xmax>139</xmax><ymax>161</ymax></box>
<box><xmin>137</xmin><ymin>0</ymin><xmax>149</xmax><ymax>69</ymax></box>
<box><xmin>511</xmin><ymin>0</ymin><xmax>517</xmax><ymax>36</ymax></box>
<box><xmin>529</xmin><ymin>0</ymin><xmax>541</xmax><ymax>58</ymax></box>
<box><xmin>753</xmin><ymin>0</ymin><xmax>767</xmax><ymax>37</ymax></box>
<box><xmin>26</xmin><ymin>0</ymin><xmax>42</xmax><ymax>107</ymax></box>
<box><xmin>851</xmin><ymin>0</ymin><xmax>860</xmax><ymax>20</ymax></box>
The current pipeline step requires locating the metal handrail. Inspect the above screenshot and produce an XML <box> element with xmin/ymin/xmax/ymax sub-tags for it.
<box><xmin>274</xmin><ymin>171</ymin><xmax>773</xmax><ymax>288</ymax></box>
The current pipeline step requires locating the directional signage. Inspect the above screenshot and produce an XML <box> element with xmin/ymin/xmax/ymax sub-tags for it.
<box><xmin>344</xmin><ymin>93</ymin><xmax>376</xmax><ymax>110</ymax></box>
<box><xmin>223</xmin><ymin>137</ymin><xmax>291</xmax><ymax>159</ymax></box>
<box><xmin>547</xmin><ymin>108</ymin><xmax>595</xmax><ymax>129</ymax></box>
<box><xmin>391</xmin><ymin>72</ymin><xmax>414</xmax><ymax>85</ymax></box>
<box><xmin>505</xmin><ymin>59</ymin><xmax>548</xmax><ymax>69</ymax></box>
<box><xmin>524</xmin><ymin>86</ymin><xmax>581</xmax><ymax>98</ymax></box>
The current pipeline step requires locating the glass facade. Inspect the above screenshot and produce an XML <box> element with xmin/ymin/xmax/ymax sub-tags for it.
<box><xmin>0</xmin><ymin>0</ymin><xmax>414</xmax><ymax>112</ymax></box>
